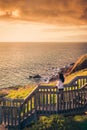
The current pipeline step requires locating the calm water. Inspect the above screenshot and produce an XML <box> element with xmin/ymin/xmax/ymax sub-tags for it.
<box><xmin>0</xmin><ymin>42</ymin><xmax>87</xmax><ymax>88</ymax></box>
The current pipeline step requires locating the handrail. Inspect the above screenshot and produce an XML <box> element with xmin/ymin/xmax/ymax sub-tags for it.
<box><xmin>0</xmin><ymin>75</ymin><xmax>87</xmax><ymax>129</ymax></box>
<box><xmin>80</xmin><ymin>83</ymin><xmax>87</xmax><ymax>89</ymax></box>
<box><xmin>0</xmin><ymin>97</ymin><xmax>24</xmax><ymax>107</ymax></box>
<box><xmin>19</xmin><ymin>75</ymin><xmax>87</xmax><ymax>120</ymax></box>
<box><xmin>20</xmin><ymin>85</ymin><xmax>38</xmax><ymax>107</ymax></box>
<box><xmin>64</xmin><ymin>76</ymin><xmax>87</xmax><ymax>87</ymax></box>
<box><xmin>38</xmin><ymin>76</ymin><xmax>87</xmax><ymax>91</ymax></box>
<box><xmin>1</xmin><ymin>97</ymin><xmax>24</xmax><ymax>102</ymax></box>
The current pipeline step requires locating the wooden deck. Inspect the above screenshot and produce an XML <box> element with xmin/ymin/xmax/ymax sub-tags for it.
<box><xmin>0</xmin><ymin>76</ymin><xmax>87</xmax><ymax>130</ymax></box>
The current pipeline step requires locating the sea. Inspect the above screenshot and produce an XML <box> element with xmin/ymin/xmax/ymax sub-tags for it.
<box><xmin>0</xmin><ymin>42</ymin><xmax>87</xmax><ymax>88</ymax></box>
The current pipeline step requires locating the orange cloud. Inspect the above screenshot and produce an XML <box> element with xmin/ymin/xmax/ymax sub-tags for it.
<box><xmin>0</xmin><ymin>0</ymin><xmax>87</xmax><ymax>25</ymax></box>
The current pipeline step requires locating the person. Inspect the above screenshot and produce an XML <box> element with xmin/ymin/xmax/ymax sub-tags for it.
<box><xmin>56</xmin><ymin>72</ymin><xmax>65</xmax><ymax>100</ymax></box>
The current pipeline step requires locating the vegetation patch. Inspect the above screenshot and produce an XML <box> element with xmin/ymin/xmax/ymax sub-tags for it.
<box><xmin>65</xmin><ymin>69</ymin><xmax>87</xmax><ymax>84</ymax></box>
<box><xmin>24</xmin><ymin>115</ymin><xmax>87</xmax><ymax>130</ymax></box>
<box><xmin>6</xmin><ymin>85</ymin><xmax>36</xmax><ymax>99</ymax></box>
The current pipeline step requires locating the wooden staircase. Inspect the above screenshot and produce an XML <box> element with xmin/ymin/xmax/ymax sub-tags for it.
<box><xmin>0</xmin><ymin>76</ymin><xmax>87</xmax><ymax>130</ymax></box>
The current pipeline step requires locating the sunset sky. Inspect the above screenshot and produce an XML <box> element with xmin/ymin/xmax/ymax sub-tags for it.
<box><xmin>0</xmin><ymin>0</ymin><xmax>87</xmax><ymax>42</ymax></box>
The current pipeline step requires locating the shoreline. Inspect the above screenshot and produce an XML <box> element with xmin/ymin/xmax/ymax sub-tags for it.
<box><xmin>0</xmin><ymin>62</ymin><xmax>74</xmax><ymax>98</ymax></box>
<box><xmin>1</xmin><ymin>52</ymin><xmax>87</xmax><ymax>99</ymax></box>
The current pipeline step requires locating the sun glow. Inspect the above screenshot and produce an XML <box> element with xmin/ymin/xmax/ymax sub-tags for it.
<box><xmin>0</xmin><ymin>9</ymin><xmax>5</xmax><ymax>16</ymax></box>
<box><xmin>0</xmin><ymin>20</ymin><xmax>87</xmax><ymax>42</ymax></box>
<box><xmin>0</xmin><ymin>8</ymin><xmax>20</xmax><ymax>18</ymax></box>
<box><xmin>12</xmin><ymin>10</ymin><xmax>20</xmax><ymax>18</ymax></box>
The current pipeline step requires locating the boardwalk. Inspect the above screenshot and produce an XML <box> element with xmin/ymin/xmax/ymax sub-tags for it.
<box><xmin>0</xmin><ymin>76</ymin><xmax>87</xmax><ymax>130</ymax></box>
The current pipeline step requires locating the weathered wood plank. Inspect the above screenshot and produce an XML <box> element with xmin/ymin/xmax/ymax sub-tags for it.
<box><xmin>0</xmin><ymin>76</ymin><xmax>87</xmax><ymax>129</ymax></box>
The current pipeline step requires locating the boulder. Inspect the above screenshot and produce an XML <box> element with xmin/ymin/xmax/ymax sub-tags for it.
<box><xmin>29</xmin><ymin>74</ymin><xmax>42</xmax><ymax>79</ymax></box>
<box><xmin>33</xmin><ymin>74</ymin><xmax>42</xmax><ymax>79</ymax></box>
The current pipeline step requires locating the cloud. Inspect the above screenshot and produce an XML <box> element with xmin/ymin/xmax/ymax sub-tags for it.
<box><xmin>80</xmin><ymin>8</ymin><xmax>87</xmax><ymax>20</ymax></box>
<box><xmin>0</xmin><ymin>0</ymin><xmax>87</xmax><ymax>25</ymax></box>
<box><xmin>44</xmin><ymin>26</ymin><xmax>87</xmax><ymax>33</ymax></box>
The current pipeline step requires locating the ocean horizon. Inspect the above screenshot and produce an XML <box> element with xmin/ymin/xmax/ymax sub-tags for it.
<box><xmin>0</xmin><ymin>42</ymin><xmax>87</xmax><ymax>88</ymax></box>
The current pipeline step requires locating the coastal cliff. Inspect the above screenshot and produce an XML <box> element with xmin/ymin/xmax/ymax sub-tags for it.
<box><xmin>69</xmin><ymin>54</ymin><xmax>87</xmax><ymax>74</ymax></box>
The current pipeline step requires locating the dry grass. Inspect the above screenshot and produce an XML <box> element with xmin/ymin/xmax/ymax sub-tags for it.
<box><xmin>65</xmin><ymin>69</ymin><xmax>87</xmax><ymax>84</ymax></box>
<box><xmin>6</xmin><ymin>85</ymin><xmax>35</xmax><ymax>99</ymax></box>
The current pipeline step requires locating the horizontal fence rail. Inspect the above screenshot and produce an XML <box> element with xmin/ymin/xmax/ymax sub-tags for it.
<box><xmin>0</xmin><ymin>76</ymin><xmax>87</xmax><ymax>130</ymax></box>
<box><xmin>64</xmin><ymin>76</ymin><xmax>87</xmax><ymax>90</ymax></box>
<box><xmin>36</xmin><ymin>84</ymin><xmax>87</xmax><ymax>115</ymax></box>
<box><xmin>0</xmin><ymin>98</ymin><xmax>24</xmax><ymax>107</ymax></box>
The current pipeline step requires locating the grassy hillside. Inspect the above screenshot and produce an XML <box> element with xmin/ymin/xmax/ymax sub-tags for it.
<box><xmin>5</xmin><ymin>85</ymin><xmax>36</xmax><ymax>99</ymax></box>
<box><xmin>65</xmin><ymin>69</ymin><xmax>87</xmax><ymax>84</ymax></box>
<box><xmin>70</xmin><ymin>54</ymin><xmax>87</xmax><ymax>74</ymax></box>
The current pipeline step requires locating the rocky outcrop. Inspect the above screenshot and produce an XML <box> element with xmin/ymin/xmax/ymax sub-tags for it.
<box><xmin>29</xmin><ymin>74</ymin><xmax>42</xmax><ymax>79</ymax></box>
<box><xmin>69</xmin><ymin>54</ymin><xmax>87</xmax><ymax>74</ymax></box>
<box><xmin>28</xmin><ymin>54</ymin><xmax>87</xmax><ymax>82</ymax></box>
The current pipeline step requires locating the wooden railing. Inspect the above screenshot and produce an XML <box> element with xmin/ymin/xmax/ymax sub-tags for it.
<box><xmin>64</xmin><ymin>76</ymin><xmax>87</xmax><ymax>90</ymax></box>
<box><xmin>0</xmin><ymin>98</ymin><xmax>24</xmax><ymax>129</ymax></box>
<box><xmin>0</xmin><ymin>98</ymin><xmax>24</xmax><ymax>107</ymax></box>
<box><xmin>0</xmin><ymin>76</ymin><xmax>87</xmax><ymax>130</ymax></box>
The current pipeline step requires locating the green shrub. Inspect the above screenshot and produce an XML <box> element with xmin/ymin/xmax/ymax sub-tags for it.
<box><xmin>24</xmin><ymin>115</ymin><xmax>87</xmax><ymax>130</ymax></box>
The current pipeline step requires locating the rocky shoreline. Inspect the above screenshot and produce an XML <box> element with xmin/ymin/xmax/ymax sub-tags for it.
<box><xmin>0</xmin><ymin>62</ymin><xmax>74</xmax><ymax>98</ymax></box>
<box><xmin>0</xmin><ymin>53</ymin><xmax>87</xmax><ymax>99</ymax></box>
<box><xmin>28</xmin><ymin>53</ymin><xmax>87</xmax><ymax>83</ymax></box>
<box><xmin>28</xmin><ymin>62</ymin><xmax>74</xmax><ymax>82</ymax></box>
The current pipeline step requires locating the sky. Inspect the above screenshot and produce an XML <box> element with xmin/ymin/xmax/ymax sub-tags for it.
<box><xmin>0</xmin><ymin>0</ymin><xmax>87</xmax><ymax>42</ymax></box>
